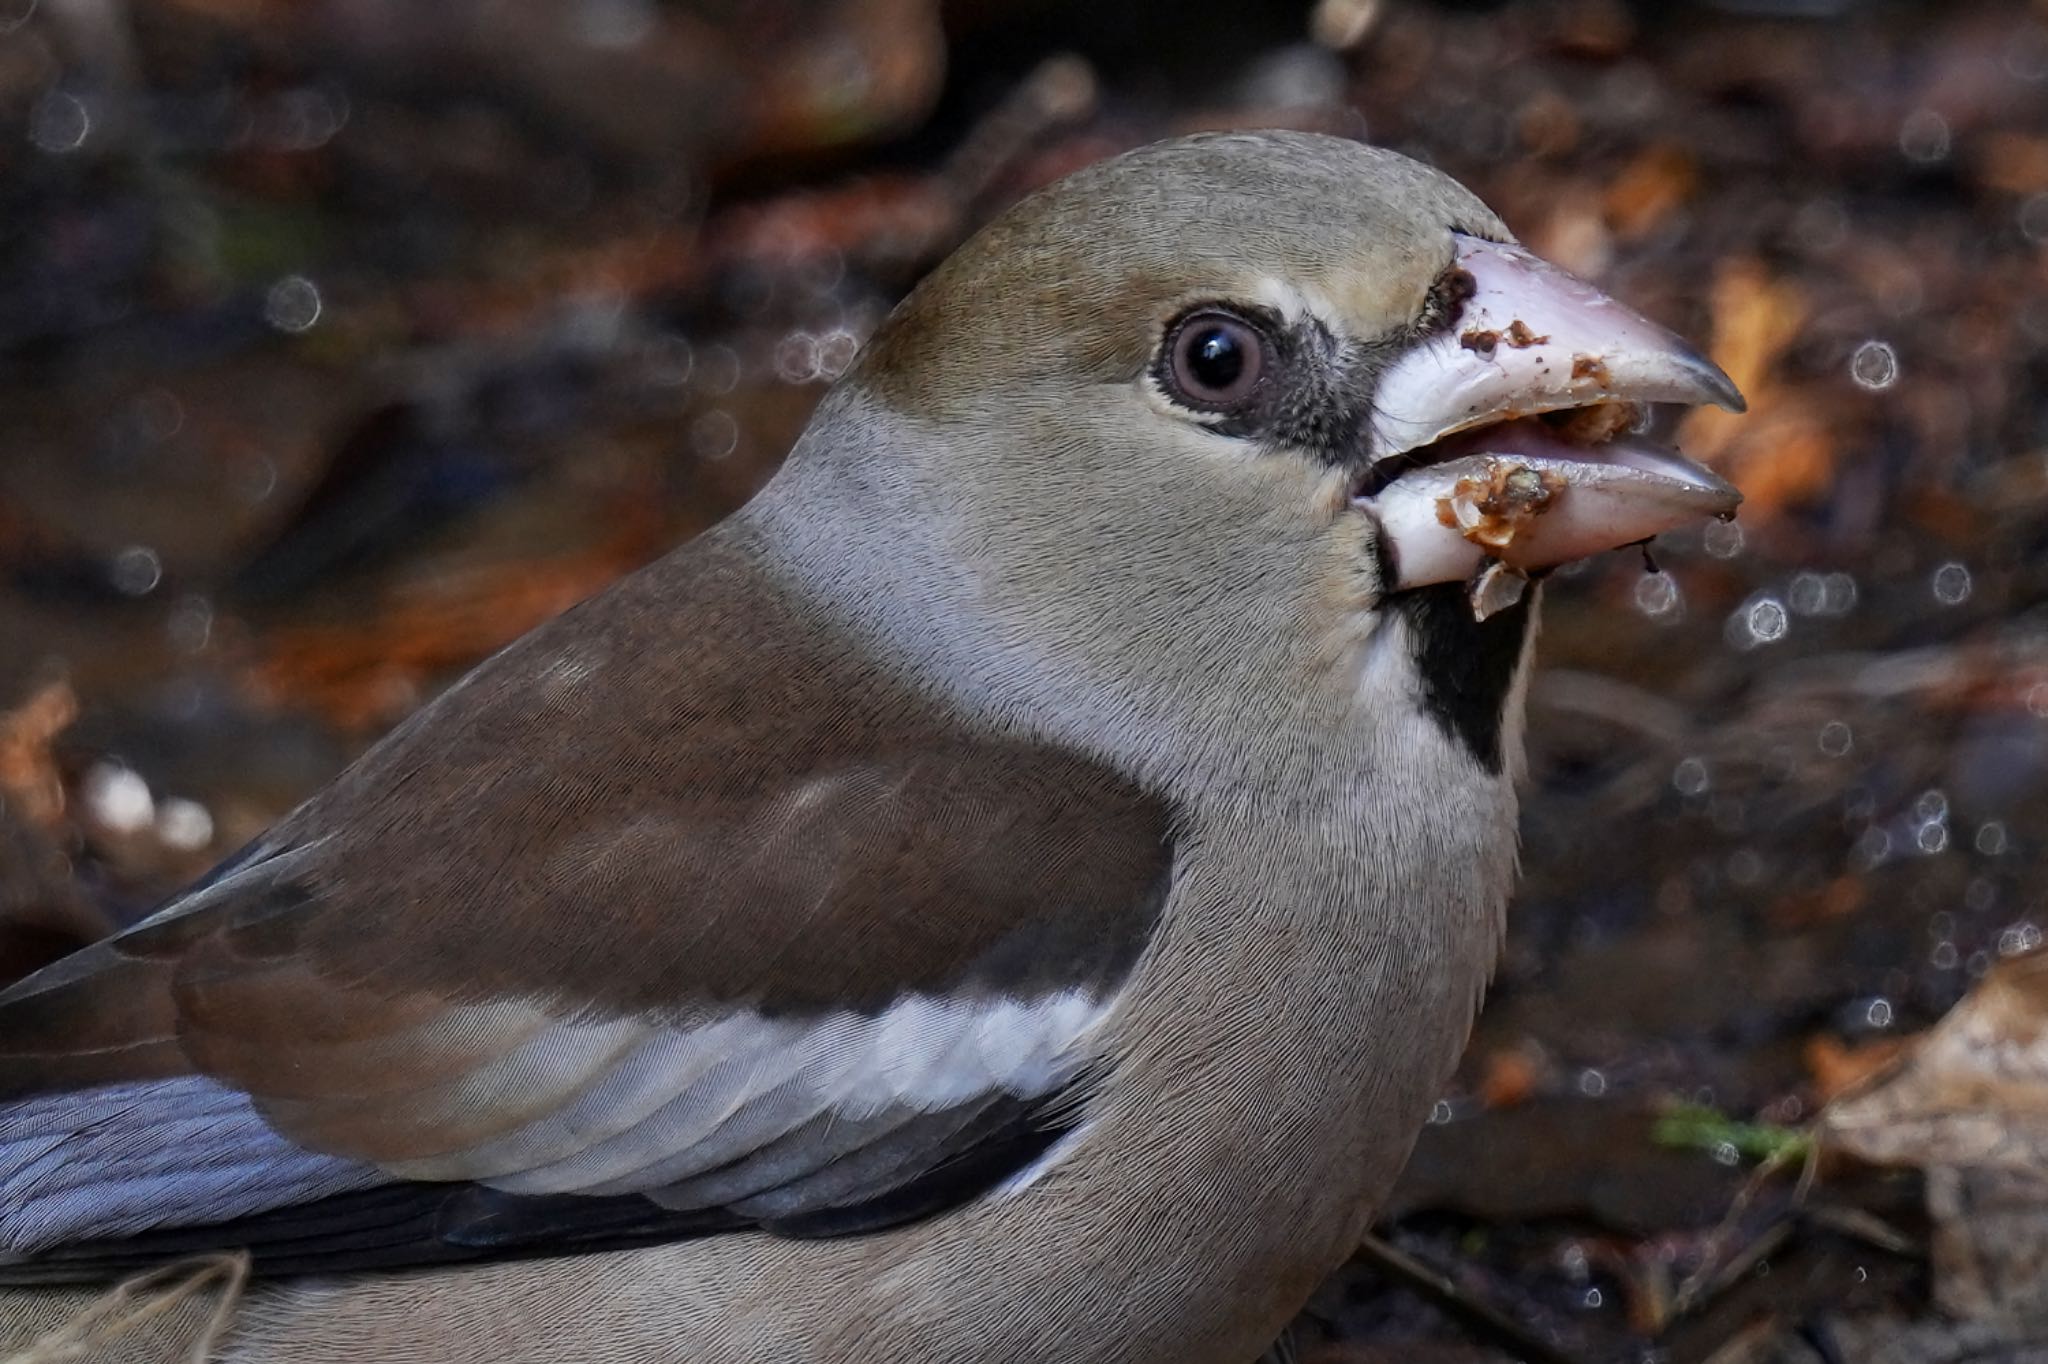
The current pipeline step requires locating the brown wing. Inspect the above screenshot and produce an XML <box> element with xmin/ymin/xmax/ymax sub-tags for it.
<box><xmin>0</xmin><ymin>523</ymin><xmax>1172</xmax><ymax>1272</ymax></box>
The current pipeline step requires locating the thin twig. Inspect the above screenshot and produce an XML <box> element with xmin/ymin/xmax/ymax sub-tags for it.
<box><xmin>1353</xmin><ymin>1233</ymin><xmax>1583</xmax><ymax>1364</ymax></box>
<box><xmin>1672</xmin><ymin>1136</ymin><xmax>1815</xmax><ymax>1316</ymax></box>
<box><xmin>1800</xmin><ymin>1204</ymin><xmax>1920</xmax><ymax>1259</ymax></box>
<box><xmin>1684</xmin><ymin>1216</ymin><xmax>1796</xmax><ymax>1319</ymax></box>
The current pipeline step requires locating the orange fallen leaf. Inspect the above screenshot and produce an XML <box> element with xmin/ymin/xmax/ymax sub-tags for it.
<box><xmin>1805</xmin><ymin>1032</ymin><xmax>1913</xmax><ymax>1104</ymax></box>
<box><xmin>1772</xmin><ymin>875</ymin><xmax>1867</xmax><ymax>928</ymax></box>
<box><xmin>1678</xmin><ymin>259</ymin><xmax>1840</xmax><ymax>518</ymax></box>
<box><xmin>1603</xmin><ymin>144</ymin><xmax>1698</xmax><ymax>241</ymax></box>
<box><xmin>242</xmin><ymin>497</ymin><xmax>672</xmax><ymax>733</ymax></box>
<box><xmin>1516</xmin><ymin>89</ymin><xmax>1581</xmax><ymax>159</ymax></box>
<box><xmin>0</xmin><ymin>680</ymin><xmax>78</xmax><ymax>831</ymax></box>
<box><xmin>1975</xmin><ymin>132</ymin><xmax>2048</xmax><ymax>195</ymax></box>
<box><xmin>1477</xmin><ymin>1044</ymin><xmax>1545</xmax><ymax>1109</ymax></box>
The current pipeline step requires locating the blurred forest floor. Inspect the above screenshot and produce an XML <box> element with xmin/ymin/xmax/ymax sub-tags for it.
<box><xmin>6</xmin><ymin>0</ymin><xmax>2048</xmax><ymax>1360</ymax></box>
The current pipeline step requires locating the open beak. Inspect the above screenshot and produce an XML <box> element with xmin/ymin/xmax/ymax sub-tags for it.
<box><xmin>1359</xmin><ymin>234</ymin><xmax>1745</xmax><ymax>599</ymax></box>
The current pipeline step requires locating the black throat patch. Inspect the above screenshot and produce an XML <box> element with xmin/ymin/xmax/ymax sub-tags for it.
<box><xmin>1394</xmin><ymin>582</ymin><xmax>1535</xmax><ymax>773</ymax></box>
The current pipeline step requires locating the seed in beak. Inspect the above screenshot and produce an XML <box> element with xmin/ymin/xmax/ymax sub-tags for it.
<box><xmin>1436</xmin><ymin>460</ymin><xmax>1566</xmax><ymax>553</ymax></box>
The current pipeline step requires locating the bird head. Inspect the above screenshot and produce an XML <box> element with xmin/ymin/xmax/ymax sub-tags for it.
<box><xmin>761</xmin><ymin>131</ymin><xmax>1743</xmax><ymax>785</ymax></box>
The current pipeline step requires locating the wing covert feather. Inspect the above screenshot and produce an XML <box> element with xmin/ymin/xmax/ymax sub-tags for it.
<box><xmin>0</xmin><ymin>528</ymin><xmax>1174</xmax><ymax>1274</ymax></box>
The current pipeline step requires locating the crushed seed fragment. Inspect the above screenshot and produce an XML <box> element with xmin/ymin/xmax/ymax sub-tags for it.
<box><xmin>1437</xmin><ymin>459</ymin><xmax>1566</xmax><ymax>552</ymax></box>
<box><xmin>1469</xmin><ymin>559</ymin><xmax>1531</xmax><ymax>621</ymax></box>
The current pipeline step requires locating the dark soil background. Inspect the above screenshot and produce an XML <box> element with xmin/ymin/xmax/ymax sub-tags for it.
<box><xmin>5</xmin><ymin>1</ymin><xmax>2048</xmax><ymax>1359</ymax></box>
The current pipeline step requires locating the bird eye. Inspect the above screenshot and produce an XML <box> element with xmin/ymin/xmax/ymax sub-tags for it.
<box><xmin>1164</xmin><ymin>312</ymin><xmax>1268</xmax><ymax>410</ymax></box>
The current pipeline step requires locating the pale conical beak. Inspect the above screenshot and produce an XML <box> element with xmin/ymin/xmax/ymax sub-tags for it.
<box><xmin>1360</xmin><ymin>234</ymin><xmax>1745</xmax><ymax>594</ymax></box>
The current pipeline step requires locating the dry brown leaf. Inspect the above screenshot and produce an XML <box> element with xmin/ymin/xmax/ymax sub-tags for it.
<box><xmin>1975</xmin><ymin>131</ymin><xmax>2048</xmax><ymax>194</ymax></box>
<box><xmin>1603</xmin><ymin>144</ymin><xmax>1698</xmax><ymax>241</ymax></box>
<box><xmin>1925</xmin><ymin>1165</ymin><xmax>2048</xmax><ymax>1325</ymax></box>
<box><xmin>238</xmin><ymin>478</ymin><xmax>680</xmax><ymax>732</ymax></box>
<box><xmin>1678</xmin><ymin>260</ymin><xmax>1840</xmax><ymax>517</ymax></box>
<box><xmin>243</xmin><ymin>551</ymin><xmax>636</xmax><ymax>731</ymax></box>
<box><xmin>1679</xmin><ymin>260</ymin><xmax>1804</xmax><ymax>462</ymax></box>
<box><xmin>1822</xmin><ymin>952</ymin><xmax>2048</xmax><ymax>1328</ymax></box>
<box><xmin>1825</xmin><ymin>948</ymin><xmax>2048</xmax><ymax>1173</ymax></box>
<box><xmin>1770</xmin><ymin>874</ymin><xmax>1867</xmax><ymax>928</ymax></box>
<box><xmin>0</xmin><ymin>681</ymin><xmax>77</xmax><ymax>831</ymax></box>
<box><xmin>1805</xmin><ymin>1033</ymin><xmax>1913</xmax><ymax>1104</ymax></box>
<box><xmin>1549</xmin><ymin>0</ymin><xmax>1636</xmax><ymax>60</ymax></box>
<box><xmin>1476</xmin><ymin>1044</ymin><xmax>1543</xmax><ymax>1109</ymax></box>
<box><xmin>1526</xmin><ymin>195</ymin><xmax>1613</xmax><ymax>279</ymax></box>
<box><xmin>1515</xmin><ymin>90</ymin><xmax>1581</xmax><ymax>159</ymax></box>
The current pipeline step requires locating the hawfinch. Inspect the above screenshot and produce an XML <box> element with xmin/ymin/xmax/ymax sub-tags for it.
<box><xmin>0</xmin><ymin>131</ymin><xmax>1741</xmax><ymax>1363</ymax></box>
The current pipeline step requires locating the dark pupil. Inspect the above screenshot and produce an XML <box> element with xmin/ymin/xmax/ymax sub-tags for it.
<box><xmin>1187</xmin><ymin>327</ymin><xmax>1243</xmax><ymax>390</ymax></box>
